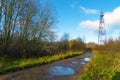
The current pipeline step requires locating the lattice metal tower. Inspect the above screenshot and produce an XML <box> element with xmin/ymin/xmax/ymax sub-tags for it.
<box><xmin>98</xmin><ymin>11</ymin><xmax>106</xmax><ymax>44</ymax></box>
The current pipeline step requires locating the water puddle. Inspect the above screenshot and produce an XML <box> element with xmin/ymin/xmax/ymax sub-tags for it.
<box><xmin>72</xmin><ymin>61</ymin><xmax>78</xmax><ymax>64</ymax></box>
<box><xmin>48</xmin><ymin>66</ymin><xmax>75</xmax><ymax>77</ymax></box>
<box><xmin>84</xmin><ymin>58</ymin><xmax>91</xmax><ymax>62</ymax></box>
<box><xmin>80</xmin><ymin>57</ymin><xmax>91</xmax><ymax>65</ymax></box>
<box><xmin>80</xmin><ymin>62</ymin><xmax>86</xmax><ymax>64</ymax></box>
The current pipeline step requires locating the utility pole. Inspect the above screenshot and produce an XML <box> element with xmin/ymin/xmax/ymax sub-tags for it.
<box><xmin>98</xmin><ymin>10</ymin><xmax>106</xmax><ymax>45</ymax></box>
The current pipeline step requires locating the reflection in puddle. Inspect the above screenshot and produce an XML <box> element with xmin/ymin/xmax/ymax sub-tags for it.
<box><xmin>80</xmin><ymin>57</ymin><xmax>91</xmax><ymax>65</ymax></box>
<box><xmin>72</xmin><ymin>61</ymin><xmax>78</xmax><ymax>64</ymax></box>
<box><xmin>49</xmin><ymin>66</ymin><xmax>75</xmax><ymax>76</ymax></box>
<box><xmin>84</xmin><ymin>58</ymin><xmax>91</xmax><ymax>62</ymax></box>
<box><xmin>80</xmin><ymin>62</ymin><xmax>86</xmax><ymax>64</ymax></box>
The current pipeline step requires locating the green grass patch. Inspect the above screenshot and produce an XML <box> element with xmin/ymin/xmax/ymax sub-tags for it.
<box><xmin>79</xmin><ymin>51</ymin><xmax>120</xmax><ymax>80</ymax></box>
<box><xmin>0</xmin><ymin>51</ymin><xmax>83</xmax><ymax>74</ymax></box>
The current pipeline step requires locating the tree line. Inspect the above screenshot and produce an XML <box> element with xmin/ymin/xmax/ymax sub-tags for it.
<box><xmin>0</xmin><ymin>0</ymin><xmax>86</xmax><ymax>58</ymax></box>
<box><xmin>92</xmin><ymin>36</ymin><xmax>120</xmax><ymax>54</ymax></box>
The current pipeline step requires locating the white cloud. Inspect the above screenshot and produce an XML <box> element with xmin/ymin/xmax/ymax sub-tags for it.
<box><xmin>105</xmin><ymin>7</ymin><xmax>120</xmax><ymax>26</ymax></box>
<box><xmin>79</xmin><ymin>6</ymin><xmax>120</xmax><ymax>31</ymax></box>
<box><xmin>80</xmin><ymin>20</ymin><xmax>99</xmax><ymax>30</ymax></box>
<box><xmin>80</xmin><ymin>6</ymin><xmax>99</xmax><ymax>14</ymax></box>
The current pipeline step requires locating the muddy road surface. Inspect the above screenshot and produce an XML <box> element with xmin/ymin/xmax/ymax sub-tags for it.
<box><xmin>0</xmin><ymin>51</ymin><xmax>93</xmax><ymax>80</ymax></box>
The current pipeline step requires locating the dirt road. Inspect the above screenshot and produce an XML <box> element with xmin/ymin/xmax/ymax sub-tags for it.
<box><xmin>0</xmin><ymin>51</ymin><xmax>93</xmax><ymax>80</ymax></box>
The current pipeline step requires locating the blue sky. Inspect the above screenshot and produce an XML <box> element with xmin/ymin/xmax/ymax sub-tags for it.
<box><xmin>50</xmin><ymin>0</ymin><xmax>120</xmax><ymax>43</ymax></box>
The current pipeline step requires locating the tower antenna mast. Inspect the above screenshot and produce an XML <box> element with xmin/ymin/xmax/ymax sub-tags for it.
<box><xmin>98</xmin><ymin>10</ymin><xmax>106</xmax><ymax>44</ymax></box>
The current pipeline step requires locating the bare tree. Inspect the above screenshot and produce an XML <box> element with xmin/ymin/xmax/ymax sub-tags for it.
<box><xmin>0</xmin><ymin>0</ymin><xmax>37</xmax><ymax>56</ymax></box>
<box><xmin>0</xmin><ymin>0</ymin><xmax>21</xmax><ymax>55</ymax></box>
<box><xmin>0</xmin><ymin>0</ymin><xmax>57</xmax><ymax>57</ymax></box>
<box><xmin>31</xmin><ymin>1</ymin><xmax>57</xmax><ymax>42</ymax></box>
<box><xmin>59</xmin><ymin>33</ymin><xmax>70</xmax><ymax>51</ymax></box>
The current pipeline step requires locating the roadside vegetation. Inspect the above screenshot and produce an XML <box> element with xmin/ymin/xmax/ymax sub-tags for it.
<box><xmin>0</xmin><ymin>51</ymin><xmax>83</xmax><ymax>74</ymax></box>
<box><xmin>0</xmin><ymin>0</ymin><xmax>86</xmax><ymax>74</ymax></box>
<box><xmin>79</xmin><ymin>38</ymin><xmax>120</xmax><ymax>80</ymax></box>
